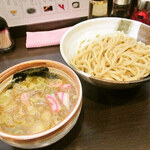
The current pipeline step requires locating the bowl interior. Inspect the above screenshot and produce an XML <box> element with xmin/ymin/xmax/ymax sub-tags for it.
<box><xmin>0</xmin><ymin>60</ymin><xmax>82</xmax><ymax>139</ymax></box>
<box><xmin>60</xmin><ymin>17</ymin><xmax>150</xmax><ymax>89</ymax></box>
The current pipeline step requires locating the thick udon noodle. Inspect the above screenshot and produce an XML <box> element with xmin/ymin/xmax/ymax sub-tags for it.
<box><xmin>71</xmin><ymin>32</ymin><xmax>150</xmax><ymax>81</ymax></box>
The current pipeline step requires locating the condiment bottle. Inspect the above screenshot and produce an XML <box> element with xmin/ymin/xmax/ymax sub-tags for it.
<box><xmin>131</xmin><ymin>0</ymin><xmax>150</xmax><ymax>25</ymax></box>
<box><xmin>111</xmin><ymin>0</ymin><xmax>132</xmax><ymax>18</ymax></box>
<box><xmin>88</xmin><ymin>0</ymin><xmax>108</xmax><ymax>19</ymax></box>
<box><xmin>0</xmin><ymin>16</ymin><xmax>15</xmax><ymax>53</ymax></box>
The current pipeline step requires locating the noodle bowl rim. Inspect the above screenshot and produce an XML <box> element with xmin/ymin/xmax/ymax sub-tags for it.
<box><xmin>60</xmin><ymin>17</ymin><xmax>150</xmax><ymax>85</ymax></box>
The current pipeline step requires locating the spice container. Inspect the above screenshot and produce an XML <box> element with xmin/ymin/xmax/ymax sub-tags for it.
<box><xmin>111</xmin><ymin>0</ymin><xmax>132</xmax><ymax>18</ymax></box>
<box><xmin>131</xmin><ymin>0</ymin><xmax>150</xmax><ymax>25</ymax></box>
<box><xmin>0</xmin><ymin>17</ymin><xmax>15</xmax><ymax>53</ymax></box>
<box><xmin>88</xmin><ymin>0</ymin><xmax>108</xmax><ymax>19</ymax></box>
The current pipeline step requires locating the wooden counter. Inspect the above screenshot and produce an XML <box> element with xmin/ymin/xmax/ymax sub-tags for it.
<box><xmin>0</xmin><ymin>36</ymin><xmax>150</xmax><ymax>150</ymax></box>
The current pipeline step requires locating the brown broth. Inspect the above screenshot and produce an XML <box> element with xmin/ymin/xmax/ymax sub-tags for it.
<box><xmin>0</xmin><ymin>67</ymin><xmax>77</xmax><ymax>135</ymax></box>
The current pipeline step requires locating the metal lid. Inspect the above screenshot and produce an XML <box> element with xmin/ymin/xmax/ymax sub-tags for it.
<box><xmin>138</xmin><ymin>0</ymin><xmax>150</xmax><ymax>10</ymax></box>
<box><xmin>113</xmin><ymin>0</ymin><xmax>131</xmax><ymax>5</ymax></box>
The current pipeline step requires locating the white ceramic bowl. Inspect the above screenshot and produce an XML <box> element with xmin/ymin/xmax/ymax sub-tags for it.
<box><xmin>0</xmin><ymin>60</ymin><xmax>82</xmax><ymax>149</ymax></box>
<box><xmin>60</xmin><ymin>17</ymin><xmax>150</xmax><ymax>89</ymax></box>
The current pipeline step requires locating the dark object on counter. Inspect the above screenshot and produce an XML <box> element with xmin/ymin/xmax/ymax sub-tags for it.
<box><xmin>131</xmin><ymin>0</ymin><xmax>150</xmax><ymax>25</ymax></box>
<box><xmin>0</xmin><ymin>16</ymin><xmax>15</xmax><ymax>53</ymax></box>
<box><xmin>111</xmin><ymin>0</ymin><xmax>132</xmax><ymax>18</ymax></box>
<box><xmin>88</xmin><ymin>0</ymin><xmax>108</xmax><ymax>19</ymax></box>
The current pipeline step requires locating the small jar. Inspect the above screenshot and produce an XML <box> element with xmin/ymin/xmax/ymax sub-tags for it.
<box><xmin>111</xmin><ymin>0</ymin><xmax>132</xmax><ymax>18</ymax></box>
<box><xmin>0</xmin><ymin>17</ymin><xmax>15</xmax><ymax>53</ymax></box>
<box><xmin>88</xmin><ymin>0</ymin><xmax>108</xmax><ymax>19</ymax></box>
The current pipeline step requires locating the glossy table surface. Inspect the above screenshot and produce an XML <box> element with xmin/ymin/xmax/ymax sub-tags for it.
<box><xmin>0</xmin><ymin>37</ymin><xmax>150</xmax><ymax>150</ymax></box>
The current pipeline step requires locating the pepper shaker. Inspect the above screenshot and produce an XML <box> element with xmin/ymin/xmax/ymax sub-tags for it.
<box><xmin>0</xmin><ymin>16</ymin><xmax>15</xmax><ymax>53</ymax></box>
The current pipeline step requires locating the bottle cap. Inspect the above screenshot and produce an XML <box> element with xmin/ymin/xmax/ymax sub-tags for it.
<box><xmin>113</xmin><ymin>0</ymin><xmax>131</xmax><ymax>5</ymax></box>
<box><xmin>138</xmin><ymin>0</ymin><xmax>150</xmax><ymax>10</ymax></box>
<box><xmin>0</xmin><ymin>17</ymin><xmax>8</xmax><ymax>31</ymax></box>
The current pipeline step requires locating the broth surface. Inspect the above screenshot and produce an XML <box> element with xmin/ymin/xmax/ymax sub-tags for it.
<box><xmin>0</xmin><ymin>67</ymin><xmax>77</xmax><ymax>135</ymax></box>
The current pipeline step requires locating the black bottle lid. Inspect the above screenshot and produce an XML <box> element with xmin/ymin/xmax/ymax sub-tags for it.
<box><xmin>0</xmin><ymin>16</ymin><xmax>8</xmax><ymax>31</ymax></box>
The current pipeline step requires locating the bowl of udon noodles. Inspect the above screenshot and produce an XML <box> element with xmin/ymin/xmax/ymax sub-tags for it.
<box><xmin>60</xmin><ymin>17</ymin><xmax>150</xmax><ymax>89</ymax></box>
<box><xmin>0</xmin><ymin>60</ymin><xmax>82</xmax><ymax>149</ymax></box>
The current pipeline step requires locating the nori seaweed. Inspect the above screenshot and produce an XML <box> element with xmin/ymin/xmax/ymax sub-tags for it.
<box><xmin>8</xmin><ymin>67</ymin><xmax>60</xmax><ymax>89</ymax></box>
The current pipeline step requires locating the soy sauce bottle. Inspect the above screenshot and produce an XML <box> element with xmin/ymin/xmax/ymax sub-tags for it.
<box><xmin>111</xmin><ymin>0</ymin><xmax>132</xmax><ymax>18</ymax></box>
